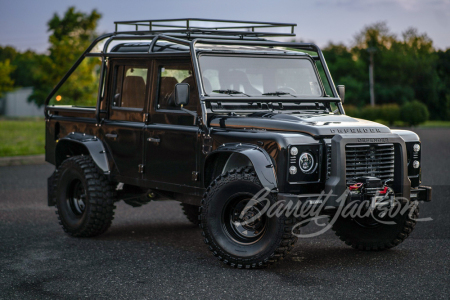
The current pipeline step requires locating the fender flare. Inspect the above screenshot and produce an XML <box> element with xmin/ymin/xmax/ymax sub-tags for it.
<box><xmin>204</xmin><ymin>143</ymin><xmax>278</xmax><ymax>191</ymax></box>
<box><xmin>55</xmin><ymin>132</ymin><xmax>110</xmax><ymax>174</ymax></box>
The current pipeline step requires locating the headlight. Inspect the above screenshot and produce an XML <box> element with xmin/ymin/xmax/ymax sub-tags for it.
<box><xmin>299</xmin><ymin>152</ymin><xmax>315</xmax><ymax>173</ymax></box>
<box><xmin>289</xmin><ymin>166</ymin><xmax>297</xmax><ymax>175</ymax></box>
<box><xmin>290</xmin><ymin>147</ymin><xmax>298</xmax><ymax>156</ymax></box>
<box><xmin>413</xmin><ymin>160</ymin><xmax>420</xmax><ymax>169</ymax></box>
<box><xmin>413</xmin><ymin>144</ymin><xmax>420</xmax><ymax>152</ymax></box>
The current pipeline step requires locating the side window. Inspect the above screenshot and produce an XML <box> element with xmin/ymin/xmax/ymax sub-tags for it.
<box><xmin>113</xmin><ymin>65</ymin><xmax>148</xmax><ymax>109</ymax></box>
<box><xmin>157</xmin><ymin>64</ymin><xmax>198</xmax><ymax>110</ymax></box>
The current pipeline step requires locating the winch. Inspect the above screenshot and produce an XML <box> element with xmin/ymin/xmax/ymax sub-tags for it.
<box><xmin>347</xmin><ymin>176</ymin><xmax>394</xmax><ymax>205</ymax></box>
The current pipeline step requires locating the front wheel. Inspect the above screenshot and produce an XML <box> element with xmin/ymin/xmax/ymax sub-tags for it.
<box><xmin>199</xmin><ymin>167</ymin><xmax>298</xmax><ymax>268</ymax></box>
<box><xmin>332</xmin><ymin>199</ymin><xmax>419</xmax><ymax>251</ymax></box>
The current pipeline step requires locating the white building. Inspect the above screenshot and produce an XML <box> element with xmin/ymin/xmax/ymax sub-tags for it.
<box><xmin>0</xmin><ymin>87</ymin><xmax>43</xmax><ymax>117</ymax></box>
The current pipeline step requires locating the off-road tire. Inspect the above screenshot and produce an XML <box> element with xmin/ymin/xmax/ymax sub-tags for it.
<box><xmin>54</xmin><ymin>155</ymin><xmax>116</xmax><ymax>237</ymax></box>
<box><xmin>180</xmin><ymin>203</ymin><xmax>200</xmax><ymax>226</ymax></box>
<box><xmin>332</xmin><ymin>199</ymin><xmax>419</xmax><ymax>251</ymax></box>
<box><xmin>199</xmin><ymin>167</ymin><xmax>298</xmax><ymax>268</ymax></box>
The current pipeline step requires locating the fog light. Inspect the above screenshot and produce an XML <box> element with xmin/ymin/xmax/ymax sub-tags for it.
<box><xmin>289</xmin><ymin>166</ymin><xmax>298</xmax><ymax>175</ymax></box>
<box><xmin>290</xmin><ymin>147</ymin><xmax>298</xmax><ymax>156</ymax></box>
<box><xmin>413</xmin><ymin>144</ymin><xmax>420</xmax><ymax>152</ymax></box>
<box><xmin>413</xmin><ymin>160</ymin><xmax>420</xmax><ymax>169</ymax></box>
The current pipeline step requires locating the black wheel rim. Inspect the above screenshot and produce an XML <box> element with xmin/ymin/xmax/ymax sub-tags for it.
<box><xmin>222</xmin><ymin>194</ymin><xmax>267</xmax><ymax>245</ymax></box>
<box><xmin>66</xmin><ymin>179</ymin><xmax>86</xmax><ymax>217</ymax></box>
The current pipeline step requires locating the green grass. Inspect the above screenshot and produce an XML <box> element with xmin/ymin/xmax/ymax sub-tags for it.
<box><xmin>0</xmin><ymin>117</ymin><xmax>45</xmax><ymax>157</ymax></box>
<box><xmin>418</xmin><ymin>120</ymin><xmax>450</xmax><ymax>128</ymax></box>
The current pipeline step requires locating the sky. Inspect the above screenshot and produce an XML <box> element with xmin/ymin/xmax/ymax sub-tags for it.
<box><xmin>0</xmin><ymin>0</ymin><xmax>449</xmax><ymax>53</ymax></box>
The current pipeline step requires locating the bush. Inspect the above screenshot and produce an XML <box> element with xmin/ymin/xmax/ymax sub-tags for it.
<box><xmin>374</xmin><ymin>119</ymin><xmax>389</xmax><ymax>126</ymax></box>
<box><xmin>380</xmin><ymin>103</ymin><xmax>400</xmax><ymax>125</ymax></box>
<box><xmin>343</xmin><ymin>105</ymin><xmax>361</xmax><ymax>118</ymax></box>
<box><xmin>400</xmin><ymin>100</ymin><xmax>429</xmax><ymax>126</ymax></box>
<box><xmin>360</xmin><ymin>105</ymin><xmax>382</xmax><ymax>121</ymax></box>
<box><xmin>345</xmin><ymin>102</ymin><xmax>429</xmax><ymax>127</ymax></box>
<box><xmin>351</xmin><ymin>103</ymin><xmax>400</xmax><ymax>125</ymax></box>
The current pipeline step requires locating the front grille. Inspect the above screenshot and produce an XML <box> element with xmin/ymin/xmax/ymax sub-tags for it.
<box><xmin>326</xmin><ymin>143</ymin><xmax>395</xmax><ymax>182</ymax></box>
<box><xmin>326</xmin><ymin>144</ymin><xmax>332</xmax><ymax>179</ymax></box>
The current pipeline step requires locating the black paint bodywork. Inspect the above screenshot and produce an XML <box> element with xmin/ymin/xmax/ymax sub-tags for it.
<box><xmin>44</xmin><ymin>19</ymin><xmax>431</xmax><ymax>207</ymax></box>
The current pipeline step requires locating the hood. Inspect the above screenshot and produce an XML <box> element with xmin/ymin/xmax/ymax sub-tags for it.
<box><xmin>209</xmin><ymin>112</ymin><xmax>391</xmax><ymax>137</ymax></box>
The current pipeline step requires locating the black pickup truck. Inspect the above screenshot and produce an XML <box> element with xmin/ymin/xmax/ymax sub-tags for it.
<box><xmin>44</xmin><ymin>19</ymin><xmax>431</xmax><ymax>268</ymax></box>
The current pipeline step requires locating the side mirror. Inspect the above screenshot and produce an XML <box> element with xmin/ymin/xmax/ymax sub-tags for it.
<box><xmin>337</xmin><ymin>85</ymin><xmax>345</xmax><ymax>103</ymax></box>
<box><xmin>174</xmin><ymin>83</ymin><xmax>190</xmax><ymax>107</ymax></box>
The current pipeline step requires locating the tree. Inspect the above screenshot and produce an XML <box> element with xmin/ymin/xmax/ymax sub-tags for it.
<box><xmin>0</xmin><ymin>46</ymin><xmax>44</xmax><ymax>88</ymax></box>
<box><xmin>0</xmin><ymin>59</ymin><xmax>15</xmax><ymax>98</ymax></box>
<box><xmin>323</xmin><ymin>43</ymin><xmax>367</xmax><ymax>106</ymax></box>
<box><xmin>322</xmin><ymin>22</ymin><xmax>449</xmax><ymax>120</ymax></box>
<box><xmin>436</xmin><ymin>49</ymin><xmax>450</xmax><ymax>120</ymax></box>
<box><xmin>29</xmin><ymin>7</ymin><xmax>101</xmax><ymax>107</ymax></box>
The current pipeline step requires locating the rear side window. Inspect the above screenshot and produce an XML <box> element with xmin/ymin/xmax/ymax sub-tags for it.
<box><xmin>157</xmin><ymin>64</ymin><xmax>198</xmax><ymax>110</ymax></box>
<box><xmin>112</xmin><ymin>65</ymin><xmax>148</xmax><ymax>109</ymax></box>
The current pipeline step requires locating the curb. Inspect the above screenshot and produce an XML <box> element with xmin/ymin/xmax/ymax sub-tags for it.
<box><xmin>0</xmin><ymin>154</ymin><xmax>46</xmax><ymax>167</ymax></box>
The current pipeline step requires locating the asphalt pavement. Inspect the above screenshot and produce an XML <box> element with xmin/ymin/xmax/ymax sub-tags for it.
<box><xmin>0</xmin><ymin>128</ymin><xmax>449</xmax><ymax>299</ymax></box>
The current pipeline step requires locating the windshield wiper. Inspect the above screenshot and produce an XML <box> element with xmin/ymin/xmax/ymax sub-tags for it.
<box><xmin>262</xmin><ymin>91</ymin><xmax>297</xmax><ymax>97</ymax></box>
<box><xmin>212</xmin><ymin>89</ymin><xmax>250</xmax><ymax>97</ymax></box>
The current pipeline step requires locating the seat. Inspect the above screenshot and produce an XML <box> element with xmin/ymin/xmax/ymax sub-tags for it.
<box><xmin>228</xmin><ymin>70</ymin><xmax>261</xmax><ymax>94</ymax></box>
<box><xmin>159</xmin><ymin>77</ymin><xmax>179</xmax><ymax>107</ymax></box>
<box><xmin>202</xmin><ymin>77</ymin><xmax>212</xmax><ymax>94</ymax></box>
<box><xmin>121</xmin><ymin>76</ymin><xmax>146</xmax><ymax>108</ymax></box>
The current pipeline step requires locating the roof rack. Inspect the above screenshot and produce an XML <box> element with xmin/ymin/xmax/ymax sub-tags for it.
<box><xmin>114</xmin><ymin>18</ymin><xmax>296</xmax><ymax>38</ymax></box>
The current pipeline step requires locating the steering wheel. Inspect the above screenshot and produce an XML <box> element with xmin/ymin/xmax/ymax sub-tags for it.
<box><xmin>277</xmin><ymin>87</ymin><xmax>297</xmax><ymax>94</ymax></box>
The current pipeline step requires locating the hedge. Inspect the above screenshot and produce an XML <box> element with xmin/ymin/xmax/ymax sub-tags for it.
<box><xmin>343</xmin><ymin>101</ymin><xmax>429</xmax><ymax>126</ymax></box>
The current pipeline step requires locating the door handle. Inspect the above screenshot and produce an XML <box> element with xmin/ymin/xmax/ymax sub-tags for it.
<box><xmin>105</xmin><ymin>133</ymin><xmax>118</xmax><ymax>140</ymax></box>
<box><xmin>147</xmin><ymin>137</ymin><xmax>160</xmax><ymax>143</ymax></box>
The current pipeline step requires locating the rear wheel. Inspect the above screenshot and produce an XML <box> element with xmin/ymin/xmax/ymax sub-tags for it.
<box><xmin>53</xmin><ymin>156</ymin><xmax>116</xmax><ymax>237</ymax></box>
<box><xmin>200</xmin><ymin>167</ymin><xmax>298</xmax><ymax>268</ymax></box>
<box><xmin>180</xmin><ymin>203</ymin><xmax>200</xmax><ymax>226</ymax></box>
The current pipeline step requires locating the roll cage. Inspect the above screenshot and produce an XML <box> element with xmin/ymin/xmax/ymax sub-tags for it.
<box><xmin>44</xmin><ymin>18</ymin><xmax>344</xmax><ymax>128</ymax></box>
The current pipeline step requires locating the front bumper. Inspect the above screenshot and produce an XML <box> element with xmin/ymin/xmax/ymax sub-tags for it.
<box><xmin>411</xmin><ymin>185</ymin><xmax>432</xmax><ymax>202</ymax></box>
<box><xmin>278</xmin><ymin>185</ymin><xmax>432</xmax><ymax>208</ymax></box>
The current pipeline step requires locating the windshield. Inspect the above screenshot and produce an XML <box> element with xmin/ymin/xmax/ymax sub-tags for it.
<box><xmin>199</xmin><ymin>55</ymin><xmax>323</xmax><ymax>97</ymax></box>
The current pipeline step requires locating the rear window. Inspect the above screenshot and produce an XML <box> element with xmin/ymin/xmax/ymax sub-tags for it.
<box><xmin>48</xmin><ymin>57</ymin><xmax>102</xmax><ymax>107</ymax></box>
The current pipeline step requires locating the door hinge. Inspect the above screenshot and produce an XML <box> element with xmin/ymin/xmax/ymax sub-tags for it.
<box><xmin>192</xmin><ymin>171</ymin><xmax>199</xmax><ymax>181</ymax></box>
<box><xmin>138</xmin><ymin>164</ymin><xmax>145</xmax><ymax>174</ymax></box>
<box><xmin>143</xmin><ymin>113</ymin><xmax>149</xmax><ymax>123</ymax></box>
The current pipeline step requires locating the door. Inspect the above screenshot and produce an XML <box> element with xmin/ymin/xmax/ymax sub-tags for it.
<box><xmin>144</xmin><ymin>60</ymin><xmax>200</xmax><ymax>187</ymax></box>
<box><xmin>102</xmin><ymin>60</ymin><xmax>150</xmax><ymax>179</ymax></box>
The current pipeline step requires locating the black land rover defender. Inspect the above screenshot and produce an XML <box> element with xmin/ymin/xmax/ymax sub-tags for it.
<box><xmin>45</xmin><ymin>19</ymin><xmax>431</xmax><ymax>268</ymax></box>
